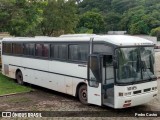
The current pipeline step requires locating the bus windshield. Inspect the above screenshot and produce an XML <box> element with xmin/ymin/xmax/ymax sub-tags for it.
<box><xmin>116</xmin><ymin>47</ymin><xmax>156</xmax><ymax>84</ymax></box>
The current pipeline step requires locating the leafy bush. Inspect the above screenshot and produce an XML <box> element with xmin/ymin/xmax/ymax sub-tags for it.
<box><xmin>150</xmin><ymin>27</ymin><xmax>160</xmax><ymax>36</ymax></box>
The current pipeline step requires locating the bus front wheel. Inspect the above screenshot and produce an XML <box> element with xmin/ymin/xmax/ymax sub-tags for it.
<box><xmin>16</xmin><ymin>70</ymin><xmax>24</xmax><ymax>85</ymax></box>
<box><xmin>78</xmin><ymin>85</ymin><xmax>88</xmax><ymax>104</ymax></box>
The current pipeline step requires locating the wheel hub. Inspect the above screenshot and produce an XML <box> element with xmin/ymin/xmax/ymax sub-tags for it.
<box><xmin>81</xmin><ymin>89</ymin><xmax>87</xmax><ymax>100</ymax></box>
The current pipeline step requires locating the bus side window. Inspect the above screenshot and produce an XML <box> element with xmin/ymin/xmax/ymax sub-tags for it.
<box><xmin>12</xmin><ymin>43</ymin><xmax>23</xmax><ymax>55</ymax></box>
<box><xmin>42</xmin><ymin>44</ymin><xmax>49</xmax><ymax>57</ymax></box>
<box><xmin>93</xmin><ymin>44</ymin><xmax>113</xmax><ymax>54</ymax></box>
<box><xmin>50</xmin><ymin>44</ymin><xmax>67</xmax><ymax>60</ymax></box>
<box><xmin>79</xmin><ymin>45</ymin><xmax>88</xmax><ymax>61</ymax></box>
<box><xmin>69</xmin><ymin>45</ymin><xmax>78</xmax><ymax>60</ymax></box>
<box><xmin>24</xmin><ymin>43</ymin><xmax>35</xmax><ymax>56</ymax></box>
<box><xmin>69</xmin><ymin>44</ymin><xmax>88</xmax><ymax>62</ymax></box>
<box><xmin>3</xmin><ymin>43</ymin><xmax>12</xmax><ymax>54</ymax></box>
<box><xmin>35</xmin><ymin>44</ymin><xmax>49</xmax><ymax>58</ymax></box>
<box><xmin>58</xmin><ymin>45</ymin><xmax>67</xmax><ymax>60</ymax></box>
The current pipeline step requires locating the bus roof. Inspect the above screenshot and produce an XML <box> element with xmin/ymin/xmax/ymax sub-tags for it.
<box><xmin>2</xmin><ymin>34</ymin><xmax>154</xmax><ymax>46</ymax></box>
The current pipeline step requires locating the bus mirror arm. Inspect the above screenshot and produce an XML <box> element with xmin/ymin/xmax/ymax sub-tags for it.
<box><xmin>141</xmin><ymin>61</ymin><xmax>146</xmax><ymax>69</ymax></box>
<box><xmin>149</xmin><ymin>55</ymin><xmax>154</xmax><ymax>73</ymax></box>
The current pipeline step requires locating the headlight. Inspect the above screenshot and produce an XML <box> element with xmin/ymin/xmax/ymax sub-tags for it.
<box><xmin>124</xmin><ymin>92</ymin><xmax>132</xmax><ymax>96</ymax></box>
<box><xmin>152</xmin><ymin>87</ymin><xmax>157</xmax><ymax>90</ymax></box>
<box><xmin>119</xmin><ymin>92</ymin><xmax>131</xmax><ymax>96</ymax></box>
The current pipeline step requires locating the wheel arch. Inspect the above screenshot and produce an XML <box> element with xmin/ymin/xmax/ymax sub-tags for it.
<box><xmin>75</xmin><ymin>82</ymin><xmax>87</xmax><ymax>97</ymax></box>
<box><xmin>15</xmin><ymin>68</ymin><xmax>22</xmax><ymax>78</ymax></box>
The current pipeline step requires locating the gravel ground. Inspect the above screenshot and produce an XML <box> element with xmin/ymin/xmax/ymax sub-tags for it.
<box><xmin>0</xmin><ymin>52</ymin><xmax>160</xmax><ymax>119</ymax></box>
<box><xmin>0</xmin><ymin>82</ymin><xmax>159</xmax><ymax>119</ymax></box>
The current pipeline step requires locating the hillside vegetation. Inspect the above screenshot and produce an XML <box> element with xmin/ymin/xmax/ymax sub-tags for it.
<box><xmin>0</xmin><ymin>0</ymin><xmax>159</xmax><ymax>36</ymax></box>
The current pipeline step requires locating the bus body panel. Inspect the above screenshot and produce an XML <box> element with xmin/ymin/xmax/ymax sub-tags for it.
<box><xmin>2</xmin><ymin>55</ymin><xmax>87</xmax><ymax>96</ymax></box>
<box><xmin>114</xmin><ymin>81</ymin><xmax>157</xmax><ymax>108</ymax></box>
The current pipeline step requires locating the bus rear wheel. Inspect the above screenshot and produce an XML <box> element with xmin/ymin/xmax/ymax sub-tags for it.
<box><xmin>16</xmin><ymin>70</ymin><xmax>24</xmax><ymax>85</ymax></box>
<box><xmin>78</xmin><ymin>85</ymin><xmax>88</xmax><ymax>104</ymax></box>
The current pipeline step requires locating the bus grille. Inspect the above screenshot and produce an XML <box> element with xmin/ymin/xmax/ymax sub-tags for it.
<box><xmin>133</xmin><ymin>90</ymin><xmax>141</xmax><ymax>94</ymax></box>
<box><xmin>143</xmin><ymin>88</ymin><xmax>151</xmax><ymax>92</ymax></box>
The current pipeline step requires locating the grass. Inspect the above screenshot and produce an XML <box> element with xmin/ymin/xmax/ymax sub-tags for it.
<box><xmin>0</xmin><ymin>73</ymin><xmax>32</xmax><ymax>96</ymax></box>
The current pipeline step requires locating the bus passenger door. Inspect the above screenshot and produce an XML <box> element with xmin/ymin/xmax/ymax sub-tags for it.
<box><xmin>102</xmin><ymin>55</ymin><xmax>114</xmax><ymax>107</ymax></box>
<box><xmin>87</xmin><ymin>55</ymin><xmax>102</xmax><ymax>106</ymax></box>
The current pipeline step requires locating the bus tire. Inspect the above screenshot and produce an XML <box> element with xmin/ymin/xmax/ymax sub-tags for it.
<box><xmin>16</xmin><ymin>70</ymin><xmax>24</xmax><ymax>85</ymax></box>
<box><xmin>78</xmin><ymin>84</ymin><xmax>88</xmax><ymax>104</ymax></box>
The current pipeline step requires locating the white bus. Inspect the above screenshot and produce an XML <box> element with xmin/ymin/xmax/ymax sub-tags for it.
<box><xmin>1</xmin><ymin>34</ymin><xmax>158</xmax><ymax>108</ymax></box>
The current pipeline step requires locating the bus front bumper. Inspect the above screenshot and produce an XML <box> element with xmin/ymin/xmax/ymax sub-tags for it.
<box><xmin>114</xmin><ymin>90</ymin><xmax>158</xmax><ymax>109</ymax></box>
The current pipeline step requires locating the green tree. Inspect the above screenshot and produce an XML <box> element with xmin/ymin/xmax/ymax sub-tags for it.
<box><xmin>104</xmin><ymin>12</ymin><xmax>121</xmax><ymax>31</ymax></box>
<box><xmin>0</xmin><ymin>0</ymin><xmax>15</xmax><ymax>32</ymax></box>
<box><xmin>120</xmin><ymin>3</ymin><xmax>160</xmax><ymax>35</ymax></box>
<box><xmin>0</xmin><ymin>0</ymin><xmax>45</xmax><ymax>36</ymax></box>
<box><xmin>150</xmin><ymin>27</ymin><xmax>160</xmax><ymax>36</ymax></box>
<box><xmin>40</xmin><ymin>0</ymin><xmax>78</xmax><ymax>36</ymax></box>
<box><xmin>1</xmin><ymin>0</ymin><xmax>159</xmax><ymax>36</ymax></box>
<box><xmin>129</xmin><ymin>21</ymin><xmax>149</xmax><ymax>35</ymax></box>
<box><xmin>78</xmin><ymin>0</ymin><xmax>112</xmax><ymax>14</ymax></box>
<box><xmin>77</xmin><ymin>11</ymin><xmax>105</xmax><ymax>33</ymax></box>
<box><xmin>76</xmin><ymin>27</ymin><xmax>93</xmax><ymax>34</ymax></box>
<box><xmin>111</xmin><ymin>0</ymin><xmax>143</xmax><ymax>13</ymax></box>
<box><xmin>78</xmin><ymin>0</ymin><xmax>160</xmax><ymax>35</ymax></box>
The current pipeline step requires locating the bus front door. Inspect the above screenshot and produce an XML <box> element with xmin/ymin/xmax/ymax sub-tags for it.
<box><xmin>102</xmin><ymin>55</ymin><xmax>114</xmax><ymax>107</ymax></box>
<box><xmin>87</xmin><ymin>55</ymin><xmax>102</xmax><ymax>106</ymax></box>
